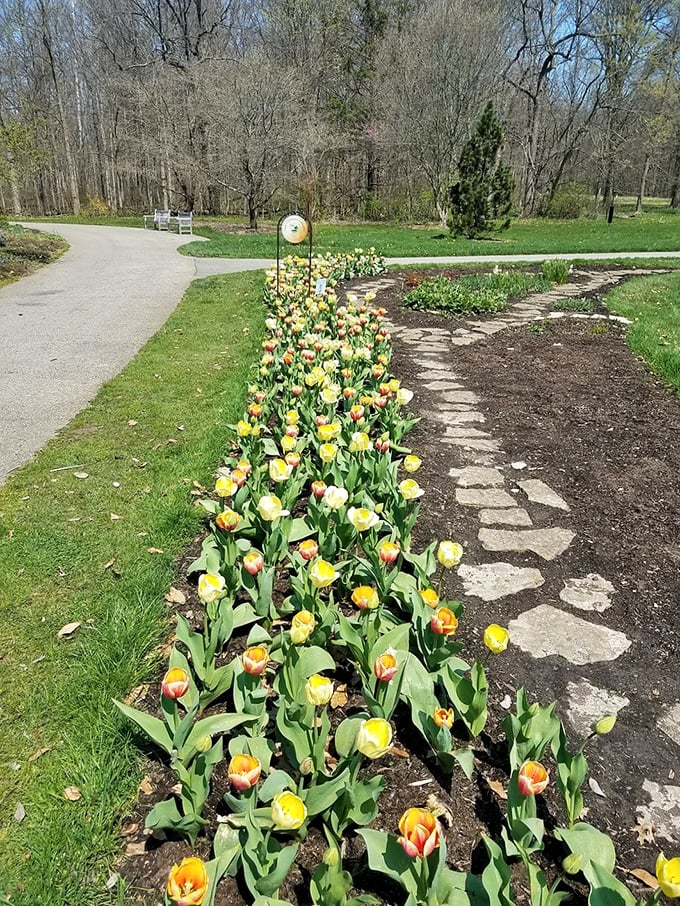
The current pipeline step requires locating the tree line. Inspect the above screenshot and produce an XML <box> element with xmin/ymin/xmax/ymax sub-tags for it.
<box><xmin>0</xmin><ymin>0</ymin><xmax>678</xmax><ymax>225</ymax></box>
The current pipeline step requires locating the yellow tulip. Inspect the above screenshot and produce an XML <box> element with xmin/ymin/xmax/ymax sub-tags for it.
<box><xmin>269</xmin><ymin>458</ymin><xmax>293</xmax><ymax>482</ymax></box>
<box><xmin>351</xmin><ymin>585</ymin><xmax>379</xmax><ymax>610</ymax></box>
<box><xmin>215</xmin><ymin>476</ymin><xmax>238</xmax><ymax>497</ymax></box>
<box><xmin>319</xmin><ymin>443</ymin><xmax>338</xmax><ymax>463</ymax></box>
<box><xmin>347</xmin><ymin>507</ymin><xmax>380</xmax><ymax>532</ymax></box>
<box><xmin>323</xmin><ymin>485</ymin><xmax>348</xmax><ymax>509</ymax></box>
<box><xmin>399</xmin><ymin>479</ymin><xmax>424</xmax><ymax>500</ymax></box>
<box><xmin>309</xmin><ymin>559</ymin><xmax>338</xmax><ymax>589</ymax></box>
<box><xmin>656</xmin><ymin>854</ymin><xmax>680</xmax><ymax>898</ymax></box>
<box><xmin>356</xmin><ymin>717</ymin><xmax>393</xmax><ymax>759</ymax></box>
<box><xmin>305</xmin><ymin>674</ymin><xmax>334</xmax><ymax>706</ymax></box>
<box><xmin>167</xmin><ymin>856</ymin><xmax>208</xmax><ymax>905</ymax></box>
<box><xmin>281</xmin><ymin>434</ymin><xmax>297</xmax><ymax>452</ymax></box>
<box><xmin>197</xmin><ymin>572</ymin><xmax>226</xmax><ymax>604</ymax></box>
<box><xmin>236</xmin><ymin>420</ymin><xmax>252</xmax><ymax>437</ymax></box>
<box><xmin>349</xmin><ymin>431</ymin><xmax>371</xmax><ymax>453</ymax></box>
<box><xmin>396</xmin><ymin>387</ymin><xmax>414</xmax><ymax>405</ymax></box>
<box><xmin>484</xmin><ymin>624</ymin><xmax>510</xmax><ymax>654</ymax></box>
<box><xmin>271</xmin><ymin>791</ymin><xmax>307</xmax><ymax>830</ymax></box>
<box><xmin>437</xmin><ymin>540</ymin><xmax>464</xmax><ymax>568</ymax></box>
<box><xmin>290</xmin><ymin>610</ymin><xmax>316</xmax><ymax>644</ymax></box>
<box><xmin>257</xmin><ymin>495</ymin><xmax>289</xmax><ymax>522</ymax></box>
<box><xmin>403</xmin><ymin>455</ymin><xmax>421</xmax><ymax>473</ymax></box>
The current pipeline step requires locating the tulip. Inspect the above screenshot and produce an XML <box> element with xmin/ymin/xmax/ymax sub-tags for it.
<box><xmin>347</xmin><ymin>507</ymin><xmax>380</xmax><ymax>532</ymax></box>
<box><xmin>352</xmin><ymin>585</ymin><xmax>379</xmax><ymax>610</ymax></box>
<box><xmin>298</xmin><ymin>539</ymin><xmax>319</xmax><ymax>561</ymax></box>
<box><xmin>318</xmin><ymin>422</ymin><xmax>341</xmax><ymax>441</ymax></box>
<box><xmin>484</xmin><ymin>624</ymin><xmax>509</xmax><ymax>654</ymax></box>
<box><xmin>311</xmin><ymin>480</ymin><xmax>327</xmax><ymax>498</ymax></box>
<box><xmin>374</xmin><ymin>649</ymin><xmax>398</xmax><ymax>682</ymax></box>
<box><xmin>243</xmin><ymin>645</ymin><xmax>269</xmax><ymax>676</ymax></box>
<box><xmin>309</xmin><ymin>559</ymin><xmax>338</xmax><ymax>589</ymax></box>
<box><xmin>243</xmin><ymin>550</ymin><xmax>264</xmax><ymax>576</ymax></box>
<box><xmin>228</xmin><ymin>754</ymin><xmax>261</xmax><ymax>791</ymax></box>
<box><xmin>323</xmin><ymin>486</ymin><xmax>348</xmax><ymax>509</ymax></box>
<box><xmin>437</xmin><ymin>540</ymin><xmax>464</xmax><ymax>568</ymax></box>
<box><xmin>387</xmin><ymin>378</ymin><xmax>400</xmax><ymax>392</ymax></box>
<box><xmin>281</xmin><ymin>434</ymin><xmax>296</xmax><ymax>452</ymax></box>
<box><xmin>396</xmin><ymin>387</ymin><xmax>414</xmax><ymax>405</ymax></box>
<box><xmin>375</xmin><ymin>437</ymin><xmax>391</xmax><ymax>453</ymax></box>
<box><xmin>216</xmin><ymin>509</ymin><xmax>241</xmax><ymax>532</ymax></box>
<box><xmin>349</xmin><ymin>431</ymin><xmax>371</xmax><ymax>453</ymax></box>
<box><xmin>656</xmin><ymin>854</ymin><xmax>680</xmax><ymax>898</ymax></box>
<box><xmin>315</xmin><ymin>414</ymin><xmax>330</xmax><ymax>426</ymax></box>
<box><xmin>167</xmin><ymin>856</ymin><xmax>208</xmax><ymax>906</ymax></box>
<box><xmin>419</xmin><ymin>588</ymin><xmax>439</xmax><ymax>608</ymax></box>
<box><xmin>271</xmin><ymin>791</ymin><xmax>307</xmax><ymax>830</ymax></box>
<box><xmin>285</xmin><ymin>452</ymin><xmax>301</xmax><ymax>468</ymax></box>
<box><xmin>378</xmin><ymin>540</ymin><xmax>400</xmax><ymax>564</ymax></box>
<box><xmin>248</xmin><ymin>403</ymin><xmax>263</xmax><ymax>418</ymax></box>
<box><xmin>594</xmin><ymin>715</ymin><xmax>617</xmax><ymax>735</ymax></box>
<box><xmin>399</xmin><ymin>479</ymin><xmax>424</xmax><ymax>500</ymax></box>
<box><xmin>285</xmin><ymin>410</ymin><xmax>299</xmax><ymax>425</ymax></box>
<box><xmin>198</xmin><ymin>571</ymin><xmax>226</xmax><ymax>604</ymax></box>
<box><xmin>269</xmin><ymin>458</ymin><xmax>293</xmax><ymax>483</ymax></box>
<box><xmin>305</xmin><ymin>673</ymin><xmax>334</xmax><ymax>706</ymax></box>
<box><xmin>237</xmin><ymin>459</ymin><xmax>252</xmax><ymax>475</ymax></box>
<box><xmin>397</xmin><ymin>808</ymin><xmax>440</xmax><ymax>859</ymax></box>
<box><xmin>403</xmin><ymin>455</ymin><xmax>422</xmax><ymax>473</ymax></box>
<box><xmin>356</xmin><ymin>717</ymin><xmax>393</xmax><ymax>759</ymax></box>
<box><xmin>319</xmin><ymin>443</ymin><xmax>338</xmax><ymax>463</ymax></box>
<box><xmin>517</xmin><ymin>760</ymin><xmax>549</xmax><ymax>796</ymax></box>
<box><xmin>290</xmin><ymin>610</ymin><xmax>316</xmax><ymax>644</ymax></box>
<box><xmin>215</xmin><ymin>476</ymin><xmax>237</xmax><ymax>497</ymax></box>
<box><xmin>231</xmin><ymin>468</ymin><xmax>247</xmax><ymax>487</ymax></box>
<box><xmin>350</xmin><ymin>404</ymin><xmax>365</xmax><ymax>421</ymax></box>
<box><xmin>433</xmin><ymin>707</ymin><xmax>455</xmax><ymax>729</ymax></box>
<box><xmin>161</xmin><ymin>667</ymin><xmax>190</xmax><ymax>700</ymax></box>
<box><xmin>236</xmin><ymin>420</ymin><xmax>252</xmax><ymax>437</ymax></box>
<box><xmin>430</xmin><ymin>607</ymin><xmax>459</xmax><ymax>637</ymax></box>
<box><xmin>257</xmin><ymin>495</ymin><xmax>289</xmax><ymax>522</ymax></box>
<box><xmin>292</xmin><ymin>384</ymin><xmax>303</xmax><ymax>397</ymax></box>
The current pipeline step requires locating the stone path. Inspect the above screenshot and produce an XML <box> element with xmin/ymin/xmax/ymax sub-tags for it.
<box><xmin>352</xmin><ymin>269</ymin><xmax>680</xmax><ymax>845</ymax></box>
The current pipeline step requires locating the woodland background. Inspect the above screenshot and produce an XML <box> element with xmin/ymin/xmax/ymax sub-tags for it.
<box><xmin>0</xmin><ymin>0</ymin><xmax>679</xmax><ymax>226</ymax></box>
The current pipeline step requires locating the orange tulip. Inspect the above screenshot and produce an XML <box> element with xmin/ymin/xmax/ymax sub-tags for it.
<box><xmin>517</xmin><ymin>760</ymin><xmax>549</xmax><ymax>796</ymax></box>
<box><xmin>243</xmin><ymin>645</ymin><xmax>269</xmax><ymax>676</ymax></box>
<box><xmin>430</xmin><ymin>607</ymin><xmax>459</xmax><ymax>637</ymax></box>
<box><xmin>351</xmin><ymin>585</ymin><xmax>379</xmax><ymax>610</ymax></box>
<box><xmin>167</xmin><ymin>856</ymin><xmax>208</xmax><ymax>905</ymax></box>
<box><xmin>298</xmin><ymin>539</ymin><xmax>319</xmax><ymax>561</ymax></box>
<box><xmin>227</xmin><ymin>754</ymin><xmax>262</xmax><ymax>791</ymax></box>
<box><xmin>378</xmin><ymin>540</ymin><xmax>400</xmax><ymax>564</ymax></box>
<box><xmin>161</xmin><ymin>668</ymin><xmax>190</xmax><ymax>700</ymax></box>
<box><xmin>374</xmin><ymin>649</ymin><xmax>398</xmax><ymax>682</ymax></box>
<box><xmin>397</xmin><ymin>808</ymin><xmax>441</xmax><ymax>859</ymax></box>
<box><xmin>433</xmin><ymin>707</ymin><xmax>454</xmax><ymax>729</ymax></box>
<box><xmin>216</xmin><ymin>509</ymin><xmax>241</xmax><ymax>532</ymax></box>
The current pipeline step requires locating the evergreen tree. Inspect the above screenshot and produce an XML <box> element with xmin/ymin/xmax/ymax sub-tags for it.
<box><xmin>448</xmin><ymin>102</ymin><xmax>514</xmax><ymax>238</ymax></box>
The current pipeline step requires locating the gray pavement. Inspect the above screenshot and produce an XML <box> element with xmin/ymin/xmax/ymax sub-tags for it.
<box><xmin>1</xmin><ymin>222</ymin><xmax>678</xmax><ymax>485</ymax></box>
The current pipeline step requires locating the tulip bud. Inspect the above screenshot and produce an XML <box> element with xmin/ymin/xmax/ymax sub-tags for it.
<box><xmin>290</xmin><ymin>610</ymin><xmax>316</xmax><ymax>644</ymax></box>
<box><xmin>517</xmin><ymin>760</ymin><xmax>549</xmax><ymax>796</ymax></box>
<box><xmin>271</xmin><ymin>791</ymin><xmax>307</xmax><ymax>830</ymax></box>
<box><xmin>227</xmin><ymin>753</ymin><xmax>261</xmax><ymax>790</ymax></box>
<box><xmin>243</xmin><ymin>550</ymin><xmax>264</xmax><ymax>576</ymax></box>
<box><xmin>562</xmin><ymin>854</ymin><xmax>583</xmax><ymax>876</ymax></box>
<box><xmin>305</xmin><ymin>673</ymin><xmax>334</xmax><ymax>706</ymax></box>
<box><xmin>374</xmin><ymin>649</ymin><xmax>398</xmax><ymax>682</ymax></box>
<box><xmin>242</xmin><ymin>645</ymin><xmax>269</xmax><ymax>676</ymax></box>
<box><xmin>161</xmin><ymin>668</ymin><xmax>190</xmax><ymax>700</ymax></box>
<box><xmin>195</xmin><ymin>734</ymin><xmax>212</xmax><ymax>753</ymax></box>
<box><xmin>356</xmin><ymin>717</ymin><xmax>393</xmax><ymax>759</ymax></box>
<box><xmin>311</xmin><ymin>480</ymin><xmax>327</xmax><ymax>498</ymax></box>
<box><xmin>378</xmin><ymin>540</ymin><xmax>400</xmax><ymax>564</ymax></box>
<box><xmin>298</xmin><ymin>539</ymin><xmax>319</xmax><ymax>561</ymax></box>
<box><xmin>437</xmin><ymin>540</ymin><xmax>463</xmax><ymax>569</ymax></box>
<box><xmin>594</xmin><ymin>715</ymin><xmax>617</xmax><ymax>736</ymax></box>
<box><xmin>299</xmin><ymin>756</ymin><xmax>314</xmax><ymax>776</ymax></box>
<box><xmin>483</xmin><ymin>624</ymin><xmax>509</xmax><ymax>654</ymax></box>
<box><xmin>352</xmin><ymin>585</ymin><xmax>379</xmax><ymax>610</ymax></box>
<box><xmin>433</xmin><ymin>707</ymin><xmax>454</xmax><ymax>729</ymax></box>
<box><xmin>322</xmin><ymin>845</ymin><xmax>340</xmax><ymax>867</ymax></box>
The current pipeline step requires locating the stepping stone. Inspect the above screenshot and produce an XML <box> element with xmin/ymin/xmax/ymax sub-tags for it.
<box><xmin>446</xmin><ymin>411</ymin><xmax>486</xmax><ymax>425</ymax></box>
<box><xmin>658</xmin><ymin>704</ymin><xmax>680</xmax><ymax>747</ymax></box>
<box><xmin>479</xmin><ymin>507</ymin><xmax>533</xmax><ymax>526</ymax></box>
<box><xmin>517</xmin><ymin>479</ymin><xmax>570</xmax><ymax>510</ymax></box>
<box><xmin>637</xmin><ymin>781</ymin><xmax>680</xmax><ymax>842</ymax></box>
<box><xmin>424</xmin><ymin>381</ymin><xmax>464</xmax><ymax>391</ymax></box>
<box><xmin>442</xmin><ymin>391</ymin><xmax>479</xmax><ymax>404</ymax></box>
<box><xmin>458</xmin><ymin>562</ymin><xmax>544</xmax><ymax>602</ymax></box>
<box><xmin>508</xmin><ymin>604</ymin><xmax>632</xmax><ymax>665</ymax></box>
<box><xmin>446</xmin><ymin>427</ymin><xmax>492</xmax><ymax>439</ymax></box>
<box><xmin>420</xmin><ymin>370</ymin><xmax>457</xmax><ymax>380</ymax></box>
<box><xmin>560</xmin><ymin>574</ymin><xmax>615</xmax><ymax>612</ymax></box>
<box><xmin>565</xmin><ymin>679</ymin><xmax>630</xmax><ymax>737</ymax></box>
<box><xmin>445</xmin><ymin>438</ymin><xmax>500</xmax><ymax>452</ymax></box>
<box><xmin>451</xmin><ymin>336</ymin><xmax>477</xmax><ymax>346</ymax></box>
<box><xmin>415</xmin><ymin>359</ymin><xmax>449</xmax><ymax>369</ymax></box>
<box><xmin>470</xmin><ymin>322</ymin><xmax>508</xmax><ymax>335</ymax></box>
<box><xmin>456</xmin><ymin>488</ymin><xmax>517</xmax><ymax>508</ymax></box>
<box><xmin>449</xmin><ymin>466</ymin><xmax>504</xmax><ymax>487</ymax></box>
<box><xmin>478</xmin><ymin>527</ymin><xmax>575</xmax><ymax>560</ymax></box>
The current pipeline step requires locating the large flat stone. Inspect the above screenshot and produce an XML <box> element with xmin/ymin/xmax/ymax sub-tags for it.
<box><xmin>456</xmin><ymin>488</ymin><xmax>517</xmax><ymax>508</ymax></box>
<box><xmin>508</xmin><ymin>604</ymin><xmax>632</xmax><ymax>665</ymax></box>
<box><xmin>560</xmin><ymin>574</ymin><xmax>615</xmax><ymax>612</ymax></box>
<box><xmin>442</xmin><ymin>390</ymin><xmax>480</xmax><ymax>404</ymax></box>
<box><xmin>658</xmin><ymin>703</ymin><xmax>680</xmax><ymax>747</ymax></box>
<box><xmin>446</xmin><ymin>427</ymin><xmax>492</xmax><ymax>439</ymax></box>
<box><xmin>479</xmin><ymin>507</ymin><xmax>533</xmax><ymax>526</ymax></box>
<box><xmin>637</xmin><ymin>781</ymin><xmax>680</xmax><ymax>842</ymax></box>
<box><xmin>451</xmin><ymin>336</ymin><xmax>478</xmax><ymax>346</ymax></box>
<box><xmin>444</xmin><ymin>438</ymin><xmax>500</xmax><ymax>452</ymax></box>
<box><xmin>445</xmin><ymin>411</ymin><xmax>486</xmax><ymax>425</ymax></box>
<box><xmin>458</xmin><ymin>562</ymin><xmax>544</xmax><ymax>602</ymax></box>
<box><xmin>478</xmin><ymin>527</ymin><xmax>575</xmax><ymax>560</ymax></box>
<box><xmin>518</xmin><ymin>479</ymin><xmax>570</xmax><ymax>511</ymax></box>
<box><xmin>449</xmin><ymin>466</ymin><xmax>504</xmax><ymax>487</ymax></box>
<box><xmin>424</xmin><ymin>380</ymin><xmax>463</xmax><ymax>391</ymax></box>
<box><xmin>565</xmin><ymin>679</ymin><xmax>630</xmax><ymax>736</ymax></box>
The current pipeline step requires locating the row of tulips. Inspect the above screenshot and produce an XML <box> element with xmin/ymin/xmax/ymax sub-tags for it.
<box><xmin>117</xmin><ymin>250</ymin><xmax>679</xmax><ymax>906</ymax></box>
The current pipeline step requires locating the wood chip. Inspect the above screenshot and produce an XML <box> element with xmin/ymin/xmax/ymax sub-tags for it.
<box><xmin>73</xmin><ymin>472</ymin><xmax>89</xmax><ymax>480</ymax></box>
<box><xmin>164</xmin><ymin>587</ymin><xmax>186</xmax><ymax>606</ymax></box>
<box><xmin>125</xmin><ymin>841</ymin><xmax>147</xmax><ymax>857</ymax></box>
<box><xmin>486</xmin><ymin>778</ymin><xmax>508</xmax><ymax>800</ymax></box>
<box><xmin>147</xmin><ymin>547</ymin><xmax>164</xmax><ymax>555</ymax></box>
<box><xmin>105</xmin><ymin>873</ymin><xmax>120</xmax><ymax>890</ymax></box>
<box><xmin>330</xmin><ymin>684</ymin><xmax>348</xmax><ymax>709</ymax></box>
<box><xmin>121</xmin><ymin>822</ymin><xmax>139</xmax><ymax>836</ymax></box>
<box><xmin>63</xmin><ymin>786</ymin><xmax>82</xmax><ymax>801</ymax></box>
<box><xmin>388</xmin><ymin>746</ymin><xmax>410</xmax><ymax>758</ymax></box>
<box><xmin>57</xmin><ymin>621</ymin><xmax>81</xmax><ymax>639</ymax></box>
<box><xmin>633</xmin><ymin>816</ymin><xmax>657</xmax><ymax>845</ymax></box>
<box><xmin>124</xmin><ymin>684</ymin><xmax>149</xmax><ymax>705</ymax></box>
<box><xmin>627</xmin><ymin>869</ymin><xmax>658</xmax><ymax>890</ymax></box>
<box><xmin>588</xmin><ymin>777</ymin><xmax>606</xmax><ymax>797</ymax></box>
<box><xmin>28</xmin><ymin>746</ymin><xmax>50</xmax><ymax>763</ymax></box>
<box><xmin>138</xmin><ymin>775</ymin><xmax>154</xmax><ymax>795</ymax></box>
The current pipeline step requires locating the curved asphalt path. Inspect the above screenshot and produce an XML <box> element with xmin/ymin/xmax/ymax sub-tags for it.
<box><xmin>1</xmin><ymin>222</ymin><xmax>678</xmax><ymax>484</ymax></box>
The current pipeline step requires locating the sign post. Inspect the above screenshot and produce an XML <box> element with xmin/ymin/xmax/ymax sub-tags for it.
<box><xmin>276</xmin><ymin>213</ymin><xmax>313</xmax><ymax>298</ymax></box>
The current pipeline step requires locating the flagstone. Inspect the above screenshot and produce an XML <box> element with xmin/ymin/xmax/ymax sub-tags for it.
<box><xmin>445</xmin><ymin>411</ymin><xmax>486</xmax><ymax>424</ymax></box>
<box><xmin>565</xmin><ymin>679</ymin><xmax>630</xmax><ymax>736</ymax></box>
<box><xmin>508</xmin><ymin>604</ymin><xmax>632</xmax><ymax>665</ymax></box>
<box><xmin>637</xmin><ymin>781</ymin><xmax>680</xmax><ymax>842</ymax></box>
<box><xmin>458</xmin><ymin>562</ymin><xmax>544</xmax><ymax>602</ymax></box>
<box><xmin>560</xmin><ymin>574</ymin><xmax>615</xmax><ymax>612</ymax></box>
<box><xmin>478</xmin><ymin>527</ymin><xmax>575</xmax><ymax>560</ymax></box>
<box><xmin>442</xmin><ymin>390</ymin><xmax>480</xmax><ymax>404</ymax></box>
<box><xmin>456</xmin><ymin>488</ymin><xmax>518</xmax><ymax>508</ymax></box>
<box><xmin>449</xmin><ymin>466</ymin><xmax>504</xmax><ymax>487</ymax></box>
<box><xmin>658</xmin><ymin>704</ymin><xmax>680</xmax><ymax>748</ymax></box>
<box><xmin>479</xmin><ymin>507</ymin><xmax>533</xmax><ymax>526</ymax></box>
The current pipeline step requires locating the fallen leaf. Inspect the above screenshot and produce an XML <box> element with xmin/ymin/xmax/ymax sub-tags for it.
<box><xmin>588</xmin><ymin>777</ymin><xmax>606</xmax><ymax>797</ymax></box>
<box><xmin>138</xmin><ymin>775</ymin><xmax>154</xmax><ymax>795</ymax></box>
<box><xmin>57</xmin><ymin>621</ymin><xmax>81</xmax><ymax>639</ymax></box>
<box><xmin>125</xmin><ymin>841</ymin><xmax>147</xmax><ymax>857</ymax></box>
<box><xmin>63</xmin><ymin>786</ymin><xmax>81</xmax><ymax>802</ymax></box>
<box><xmin>137</xmin><ymin>531</ymin><xmax>149</xmax><ymax>537</ymax></box>
<box><xmin>73</xmin><ymin>471</ymin><xmax>89</xmax><ymax>480</ymax></box>
<box><xmin>147</xmin><ymin>547</ymin><xmax>164</xmax><ymax>555</ymax></box>
<box><xmin>164</xmin><ymin>587</ymin><xmax>186</xmax><ymax>606</ymax></box>
<box><xmin>110</xmin><ymin>513</ymin><xmax>123</xmax><ymax>521</ymax></box>
<box><xmin>426</xmin><ymin>794</ymin><xmax>454</xmax><ymax>827</ymax></box>
<box><xmin>124</xmin><ymin>684</ymin><xmax>149</xmax><ymax>705</ymax></box>
<box><xmin>28</xmin><ymin>746</ymin><xmax>50</xmax><ymax>763</ymax></box>
<box><xmin>486</xmin><ymin>778</ymin><xmax>508</xmax><ymax>800</ymax></box>
<box><xmin>627</xmin><ymin>869</ymin><xmax>658</xmax><ymax>890</ymax></box>
<box><xmin>121</xmin><ymin>822</ymin><xmax>139</xmax><ymax>836</ymax></box>
<box><xmin>330</xmin><ymin>684</ymin><xmax>348</xmax><ymax>709</ymax></box>
<box><xmin>14</xmin><ymin>802</ymin><xmax>26</xmax><ymax>822</ymax></box>
<box><xmin>127</xmin><ymin>420</ymin><xmax>138</xmax><ymax>427</ymax></box>
<box><xmin>633</xmin><ymin>816</ymin><xmax>657</xmax><ymax>845</ymax></box>
<box><xmin>389</xmin><ymin>746</ymin><xmax>410</xmax><ymax>758</ymax></box>
<box><xmin>105</xmin><ymin>873</ymin><xmax>120</xmax><ymax>890</ymax></box>
<box><xmin>103</xmin><ymin>558</ymin><xmax>116</xmax><ymax>570</ymax></box>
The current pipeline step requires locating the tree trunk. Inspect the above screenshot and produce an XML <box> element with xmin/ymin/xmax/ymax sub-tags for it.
<box><xmin>10</xmin><ymin>170</ymin><xmax>22</xmax><ymax>215</ymax></box>
<box><xmin>248</xmin><ymin>196</ymin><xmax>258</xmax><ymax>229</ymax></box>
<box><xmin>635</xmin><ymin>154</ymin><xmax>650</xmax><ymax>213</ymax></box>
<box><xmin>670</xmin><ymin>145</ymin><xmax>680</xmax><ymax>208</ymax></box>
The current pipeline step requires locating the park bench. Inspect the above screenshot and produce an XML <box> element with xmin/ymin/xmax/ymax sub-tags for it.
<box><xmin>174</xmin><ymin>212</ymin><xmax>193</xmax><ymax>235</ymax></box>
<box><xmin>143</xmin><ymin>209</ymin><xmax>171</xmax><ymax>230</ymax></box>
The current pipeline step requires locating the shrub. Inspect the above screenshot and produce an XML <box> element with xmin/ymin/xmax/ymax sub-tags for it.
<box><xmin>544</xmin><ymin>183</ymin><xmax>593</xmax><ymax>219</ymax></box>
<box><xmin>81</xmin><ymin>194</ymin><xmax>111</xmax><ymax>218</ymax></box>
<box><xmin>541</xmin><ymin>259</ymin><xmax>571</xmax><ymax>284</ymax></box>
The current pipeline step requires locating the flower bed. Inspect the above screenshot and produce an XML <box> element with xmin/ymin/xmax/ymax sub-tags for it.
<box><xmin>118</xmin><ymin>251</ymin><xmax>678</xmax><ymax>906</ymax></box>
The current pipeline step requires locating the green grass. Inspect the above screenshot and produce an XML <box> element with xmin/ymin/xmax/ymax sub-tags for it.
<box><xmin>0</xmin><ymin>271</ymin><xmax>265</xmax><ymax>905</ymax></box>
<box><xmin>605</xmin><ymin>272</ymin><xmax>680</xmax><ymax>396</ymax></box>
<box><xmin>12</xmin><ymin>211</ymin><xmax>680</xmax><ymax>259</ymax></box>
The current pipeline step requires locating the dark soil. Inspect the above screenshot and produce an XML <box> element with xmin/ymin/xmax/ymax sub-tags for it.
<box><xmin>118</xmin><ymin>268</ymin><xmax>678</xmax><ymax>905</ymax></box>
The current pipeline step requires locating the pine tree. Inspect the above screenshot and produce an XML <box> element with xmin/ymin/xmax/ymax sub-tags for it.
<box><xmin>448</xmin><ymin>102</ymin><xmax>514</xmax><ymax>238</ymax></box>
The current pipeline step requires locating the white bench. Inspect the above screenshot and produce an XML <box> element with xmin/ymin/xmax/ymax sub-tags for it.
<box><xmin>175</xmin><ymin>212</ymin><xmax>193</xmax><ymax>235</ymax></box>
<box><xmin>143</xmin><ymin>209</ymin><xmax>171</xmax><ymax>230</ymax></box>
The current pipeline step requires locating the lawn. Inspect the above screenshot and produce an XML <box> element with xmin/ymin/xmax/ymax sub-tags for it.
<box><xmin>0</xmin><ymin>271</ymin><xmax>264</xmax><ymax>905</ymax></box>
<box><xmin>605</xmin><ymin>271</ymin><xmax>680</xmax><ymax>396</ymax></box>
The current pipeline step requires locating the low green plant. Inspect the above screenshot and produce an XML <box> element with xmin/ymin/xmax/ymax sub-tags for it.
<box><xmin>403</xmin><ymin>272</ymin><xmax>547</xmax><ymax>317</ymax></box>
<box><xmin>541</xmin><ymin>259</ymin><xmax>571</xmax><ymax>284</ymax></box>
<box><xmin>553</xmin><ymin>297</ymin><xmax>593</xmax><ymax>312</ymax></box>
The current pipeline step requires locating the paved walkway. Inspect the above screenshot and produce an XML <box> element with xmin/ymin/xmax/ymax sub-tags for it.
<box><xmin>1</xmin><ymin>222</ymin><xmax>678</xmax><ymax>485</ymax></box>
